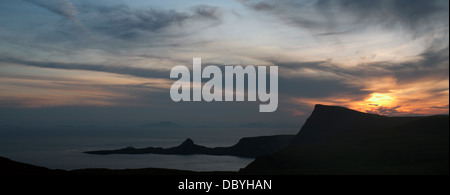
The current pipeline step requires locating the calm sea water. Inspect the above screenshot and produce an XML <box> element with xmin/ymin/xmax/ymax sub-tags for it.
<box><xmin>0</xmin><ymin>125</ymin><xmax>297</xmax><ymax>171</ymax></box>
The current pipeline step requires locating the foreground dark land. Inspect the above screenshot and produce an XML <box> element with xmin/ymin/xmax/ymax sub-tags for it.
<box><xmin>0</xmin><ymin>156</ymin><xmax>236</xmax><ymax>175</ymax></box>
<box><xmin>1</xmin><ymin>105</ymin><xmax>448</xmax><ymax>175</ymax></box>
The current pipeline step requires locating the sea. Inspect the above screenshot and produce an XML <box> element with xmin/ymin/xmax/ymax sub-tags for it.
<box><xmin>0</xmin><ymin>125</ymin><xmax>298</xmax><ymax>171</ymax></box>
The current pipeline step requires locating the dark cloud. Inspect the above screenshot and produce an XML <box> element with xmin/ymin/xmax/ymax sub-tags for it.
<box><xmin>200</xmin><ymin>61</ymin><xmax>370</xmax><ymax>101</ymax></box>
<box><xmin>278</xmin><ymin>73</ymin><xmax>369</xmax><ymax>99</ymax></box>
<box><xmin>274</xmin><ymin>46</ymin><xmax>449</xmax><ymax>86</ymax></box>
<box><xmin>83</xmin><ymin>5</ymin><xmax>189</xmax><ymax>39</ymax></box>
<box><xmin>351</xmin><ymin>47</ymin><xmax>449</xmax><ymax>84</ymax></box>
<box><xmin>274</xmin><ymin>62</ymin><xmax>371</xmax><ymax>102</ymax></box>
<box><xmin>241</xmin><ymin>0</ymin><xmax>449</xmax><ymax>38</ymax></box>
<box><xmin>24</xmin><ymin>0</ymin><xmax>93</xmax><ymax>38</ymax></box>
<box><xmin>366</xmin><ymin>105</ymin><xmax>403</xmax><ymax>116</ymax></box>
<box><xmin>431</xmin><ymin>105</ymin><xmax>449</xmax><ymax>109</ymax></box>
<box><xmin>79</xmin><ymin>4</ymin><xmax>221</xmax><ymax>40</ymax></box>
<box><xmin>251</xmin><ymin>2</ymin><xmax>275</xmax><ymax>11</ymax></box>
<box><xmin>21</xmin><ymin>2</ymin><xmax>222</xmax><ymax>45</ymax></box>
<box><xmin>316</xmin><ymin>0</ymin><xmax>448</xmax><ymax>35</ymax></box>
<box><xmin>24</xmin><ymin>0</ymin><xmax>79</xmax><ymax>23</ymax></box>
<box><xmin>315</xmin><ymin>30</ymin><xmax>352</xmax><ymax>36</ymax></box>
<box><xmin>193</xmin><ymin>5</ymin><xmax>222</xmax><ymax>20</ymax></box>
<box><xmin>0</xmin><ymin>57</ymin><xmax>170</xmax><ymax>79</ymax></box>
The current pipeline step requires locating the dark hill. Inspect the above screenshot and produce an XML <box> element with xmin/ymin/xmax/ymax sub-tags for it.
<box><xmin>0</xmin><ymin>156</ymin><xmax>236</xmax><ymax>175</ymax></box>
<box><xmin>85</xmin><ymin>135</ymin><xmax>294</xmax><ymax>158</ymax></box>
<box><xmin>0</xmin><ymin>156</ymin><xmax>65</xmax><ymax>175</ymax></box>
<box><xmin>242</xmin><ymin>105</ymin><xmax>449</xmax><ymax>175</ymax></box>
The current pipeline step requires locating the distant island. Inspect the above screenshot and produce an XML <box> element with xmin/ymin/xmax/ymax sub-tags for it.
<box><xmin>85</xmin><ymin>135</ymin><xmax>295</xmax><ymax>158</ymax></box>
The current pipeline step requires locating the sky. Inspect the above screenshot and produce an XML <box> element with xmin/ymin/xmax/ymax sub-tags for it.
<box><xmin>0</xmin><ymin>0</ymin><xmax>448</xmax><ymax>126</ymax></box>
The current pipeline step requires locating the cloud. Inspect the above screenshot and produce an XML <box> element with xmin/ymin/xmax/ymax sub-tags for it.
<box><xmin>366</xmin><ymin>105</ymin><xmax>403</xmax><ymax>116</ymax></box>
<box><xmin>274</xmin><ymin>46</ymin><xmax>448</xmax><ymax>86</ymax></box>
<box><xmin>431</xmin><ymin>105</ymin><xmax>449</xmax><ymax>109</ymax></box>
<box><xmin>316</xmin><ymin>0</ymin><xmax>447</xmax><ymax>31</ymax></box>
<box><xmin>24</xmin><ymin>0</ymin><xmax>79</xmax><ymax>23</ymax></box>
<box><xmin>84</xmin><ymin>5</ymin><xmax>189</xmax><ymax>39</ymax></box>
<box><xmin>347</xmin><ymin>47</ymin><xmax>449</xmax><ymax>84</ymax></box>
<box><xmin>19</xmin><ymin>2</ymin><xmax>222</xmax><ymax>46</ymax></box>
<box><xmin>24</xmin><ymin>0</ymin><xmax>95</xmax><ymax>39</ymax></box>
<box><xmin>79</xmin><ymin>4</ymin><xmax>221</xmax><ymax>40</ymax></box>
<box><xmin>0</xmin><ymin>57</ymin><xmax>170</xmax><ymax>79</ymax></box>
<box><xmin>0</xmin><ymin>56</ymin><xmax>370</xmax><ymax>108</ymax></box>
<box><xmin>0</xmin><ymin>65</ymin><xmax>173</xmax><ymax>108</ymax></box>
<box><xmin>260</xmin><ymin>45</ymin><xmax>448</xmax><ymax>117</ymax></box>
<box><xmin>193</xmin><ymin>5</ymin><xmax>222</xmax><ymax>20</ymax></box>
<box><xmin>241</xmin><ymin>0</ymin><xmax>449</xmax><ymax>38</ymax></box>
<box><xmin>277</xmin><ymin>74</ymin><xmax>369</xmax><ymax>99</ymax></box>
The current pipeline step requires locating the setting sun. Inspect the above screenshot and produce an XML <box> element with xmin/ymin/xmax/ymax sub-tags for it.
<box><xmin>351</xmin><ymin>92</ymin><xmax>403</xmax><ymax>115</ymax></box>
<box><xmin>365</xmin><ymin>93</ymin><xmax>398</xmax><ymax>107</ymax></box>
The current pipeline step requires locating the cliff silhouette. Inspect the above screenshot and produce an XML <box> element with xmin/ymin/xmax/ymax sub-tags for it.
<box><xmin>242</xmin><ymin>104</ymin><xmax>449</xmax><ymax>175</ymax></box>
